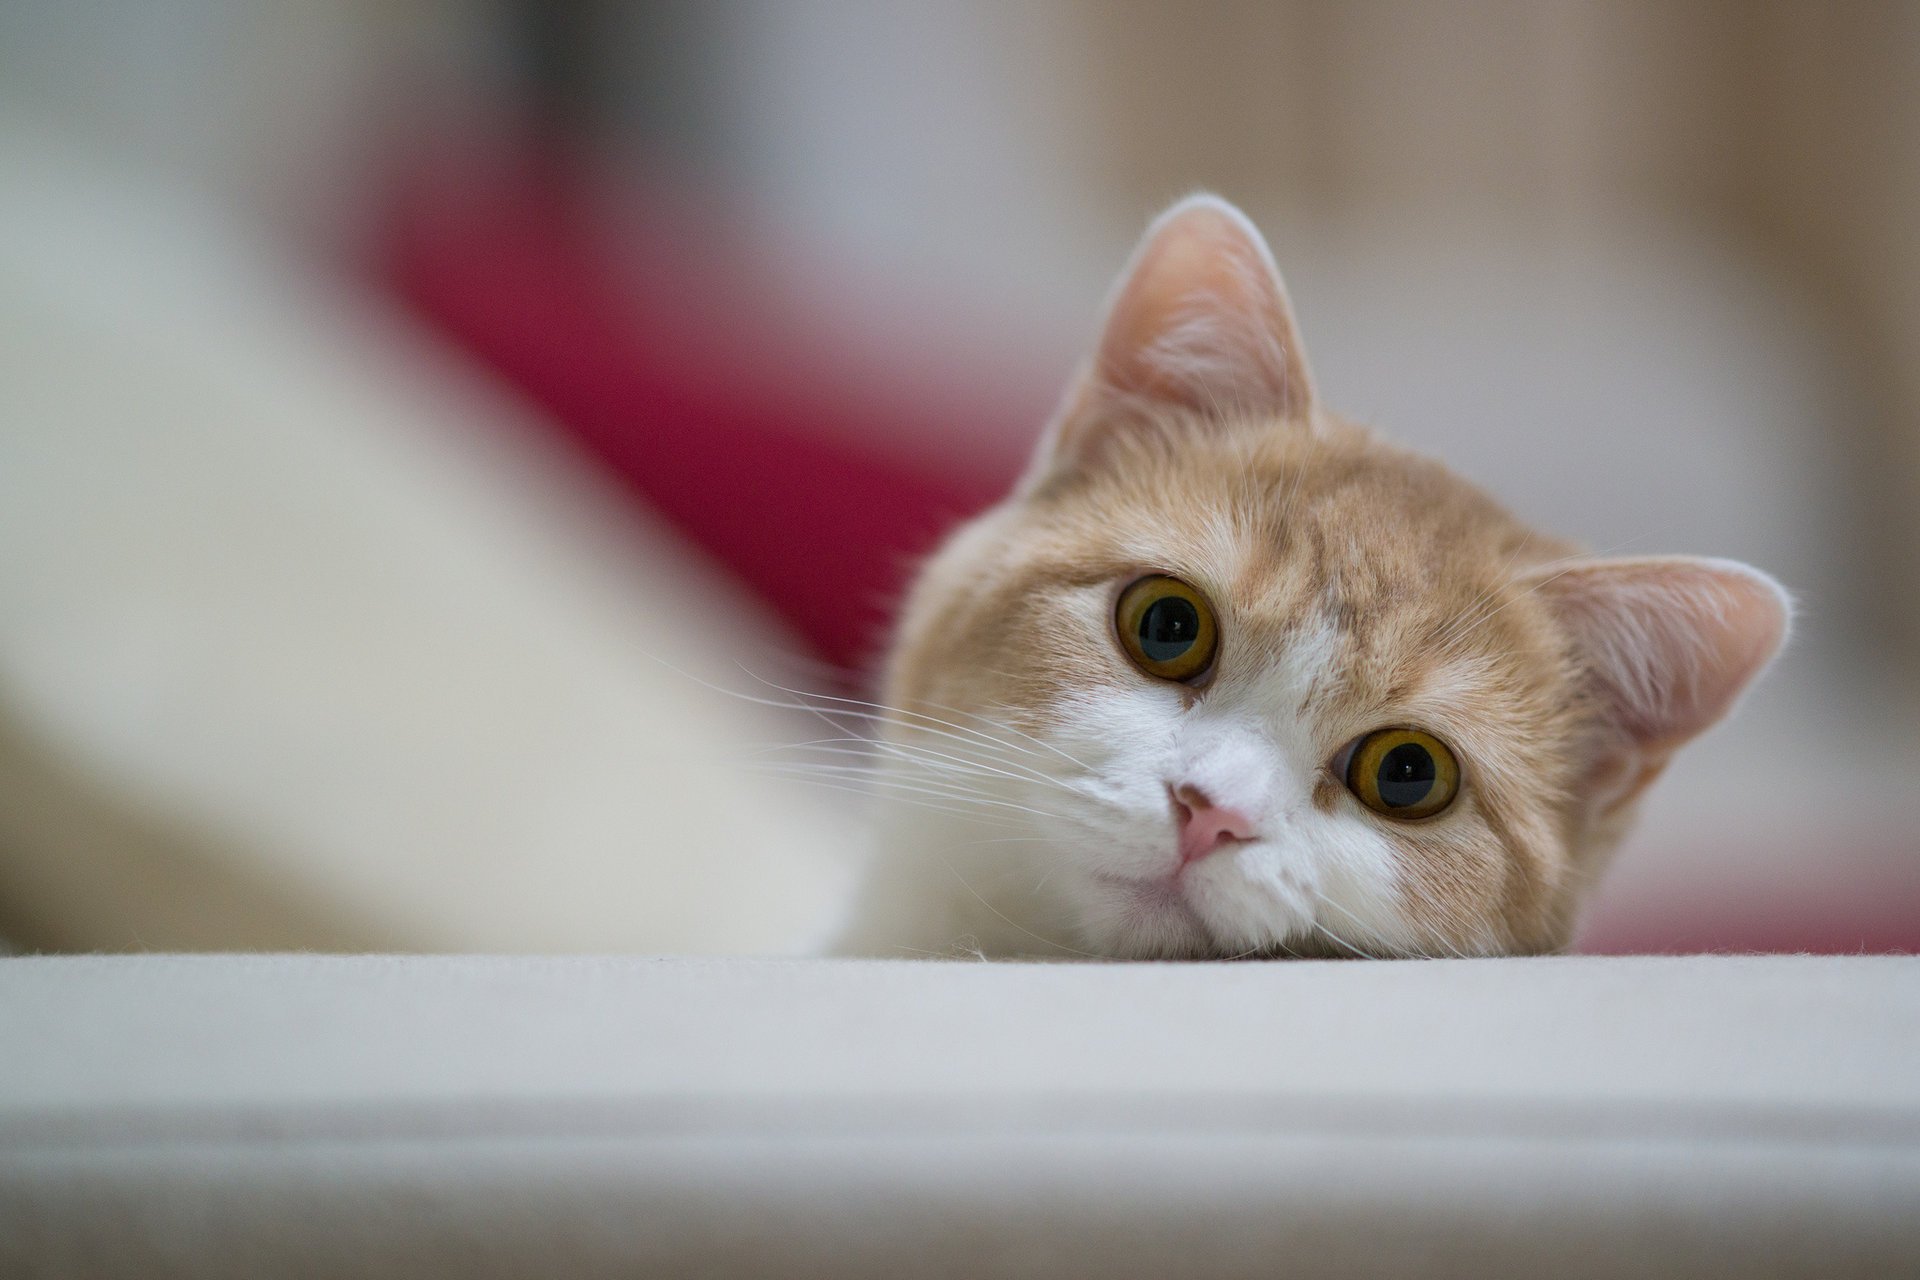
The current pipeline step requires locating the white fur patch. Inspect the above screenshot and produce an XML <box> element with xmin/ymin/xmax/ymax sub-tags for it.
<box><xmin>863</xmin><ymin>610</ymin><xmax>1425</xmax><ymax>959</ymax></box>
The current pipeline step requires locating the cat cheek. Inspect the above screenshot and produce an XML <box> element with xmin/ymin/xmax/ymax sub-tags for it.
<box><xmin>1307</xmin><ymin>823</ymin><xmax>1413</xmax><ymax>942</ymax></box>
<box><xmin>1385</xmin><ymin>824</ymin><xmax>1522</xmax><ymax>955</ymax></box>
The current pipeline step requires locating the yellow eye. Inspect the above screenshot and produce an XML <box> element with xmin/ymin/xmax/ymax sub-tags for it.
<box><xmin>1115</xmin><ymin>576</ymin><xmax>1219</xmax><ymax>683</ymax></box>
<box><xmin>1343</xmin><ymin>728</ymin><xmax>1460</xmax><ymax>820</ymax></box>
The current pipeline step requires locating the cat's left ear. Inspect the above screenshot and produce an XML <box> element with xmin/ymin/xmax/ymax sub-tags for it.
<box><xmin>1529</xmin><ymin>555</ymin><xmax>1792</xmax><ymax>812</ymax></box>
<box><xmin>1029</xmin><ymin>195</ymin><xmax>1315</xmax><ymax>486</ymax></box>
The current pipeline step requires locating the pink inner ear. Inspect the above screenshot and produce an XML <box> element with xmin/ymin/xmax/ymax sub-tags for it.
<box><xmin>1088</xmin><ymin>196</ymin><xmax>1314</xmax><ymax>423</ymax></box>
<box><xmin>1535</xmin><ymin>556</ymin><xmax>1792</xmax><ymax>752</ymax></box>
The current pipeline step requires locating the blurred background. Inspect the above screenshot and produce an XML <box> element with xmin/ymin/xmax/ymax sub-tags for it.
<box><xmin>1</xmin><ymin>0</ymin><xmax>1915</xmax><ymax>954</ymax></box>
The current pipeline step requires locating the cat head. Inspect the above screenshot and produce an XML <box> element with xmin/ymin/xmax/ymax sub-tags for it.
<box><xmin>880</xmin><ymin>195</ymin><xmax>1790</xmax><ymax>958</ymax></box>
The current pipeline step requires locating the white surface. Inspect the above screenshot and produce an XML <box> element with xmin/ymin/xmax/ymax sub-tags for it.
<box><xmin>2</xmin><ymin>954</ymin><xmax>1916</xmax><ymax>1277</ymax></box>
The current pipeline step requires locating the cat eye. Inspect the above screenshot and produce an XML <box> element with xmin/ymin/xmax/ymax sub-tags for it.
<box><xmin>1114</xmin><ymin>575</ymin><xmax>1218</xmax><ymax>683</ymax></box>
<box><xmin>1341</xmin><ymin>728</ymin><xmax>1460</xmax><ymax>820</ymax></box>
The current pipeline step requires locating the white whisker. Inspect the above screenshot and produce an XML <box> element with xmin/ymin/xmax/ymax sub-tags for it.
<box><xmin>749</xmin><ymin>762</ymin><xmax>1078</xmax><ymax>826</ymax></box>
<box><xmin>755</xmin><ymin>735</ymin><xmax>1090</xmax><ymax>800</ymax></box>
<box><xmin>1310</xmin><ymin>918</ymin><xmax>1384</xmax><ymax>961</ymax></box>
<box><xmin>1315</xmin><ymin>895</ymin><xmax>1449</xmax><ymax>961</ymax></box>
<box><xmin>925</xmin><ymin>853</ymin><xmax>1109</xmax><ymax>960</ymax></box>
<box><xmin>735</xmin><ymin>666</ymin><xmax>1089</xmax><ymax>772</ymax></box>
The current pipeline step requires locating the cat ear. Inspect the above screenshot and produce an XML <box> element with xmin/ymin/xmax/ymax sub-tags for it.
<box><xmin>1030</xmin><ymin>195</ymin><xmax>1316</xmax><ymax>486</ymax></box>
<box><xmin>1529</xmin><ymin>555</ymin><xmax>1792</xmax><ymax>809</ymax></box>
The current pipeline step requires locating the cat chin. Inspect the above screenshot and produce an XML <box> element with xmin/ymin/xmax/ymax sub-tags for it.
<box><xmin>1064</xmin><ymin>845</ymin><xmax>1324</xmax><ymax>960</ymax></box>
<box><xmin>1075</xmin><ymin>893</ymin><xmax>1214</xmax><ymax>960</ymax></box>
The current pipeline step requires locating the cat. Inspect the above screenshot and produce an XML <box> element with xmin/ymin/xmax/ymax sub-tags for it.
<box><xmin>828</xmin><ymin>194</ymin><xmax>1789</xmax><ymax>960</ymax></box>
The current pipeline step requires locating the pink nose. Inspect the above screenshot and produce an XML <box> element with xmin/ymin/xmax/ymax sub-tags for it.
<box><xmin>1170</xmin><ymin>784</ymin><xmax>1256</xmax><ymax>864</ymax></box>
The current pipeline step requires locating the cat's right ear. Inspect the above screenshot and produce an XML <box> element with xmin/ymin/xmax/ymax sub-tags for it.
<box><xmin>1025</xmin><ymin>195</ymin><xmax>1316</xmax><ymax>489</ymax></box>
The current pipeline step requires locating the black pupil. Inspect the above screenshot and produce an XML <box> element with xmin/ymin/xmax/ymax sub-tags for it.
<box><xmin>1375</xmin><ymin>742</ymin><xmax>1436</xmax><ymax>808</ymax></box>
<box><xmin>1138</xmin><ymin>596</ymin><xmax>1200</xmax><ymax>663</ymax></box>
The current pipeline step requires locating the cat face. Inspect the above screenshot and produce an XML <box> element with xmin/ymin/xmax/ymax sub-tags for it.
<box><xmin>866</xmin><ymin>197</ymin><xmax>1788</xmax><ymax>960</ymax></box>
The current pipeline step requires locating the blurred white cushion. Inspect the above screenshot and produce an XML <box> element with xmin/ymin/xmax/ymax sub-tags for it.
<box><xmin>0</xmin><ymin>124</ymin><xmax>851</xmax><ymax>953</ymax></box>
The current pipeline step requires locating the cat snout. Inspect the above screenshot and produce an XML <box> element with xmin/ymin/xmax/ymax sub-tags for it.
<box><xmin>1169</xmin><ymin>783</ymin><xmax>1257</xmax><ymax>865</ymax></box>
